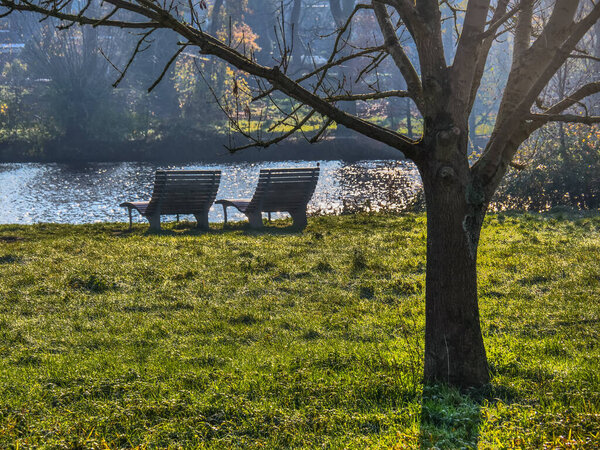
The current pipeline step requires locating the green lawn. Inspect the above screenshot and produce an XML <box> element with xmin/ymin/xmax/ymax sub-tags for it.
<box><xmin>0</xmin><ymin>213</ymin><xmax>599</xmax><ymax>448</ymax></box>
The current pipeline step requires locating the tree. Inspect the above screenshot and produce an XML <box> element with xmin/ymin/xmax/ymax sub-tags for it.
<box><xmin>3</xmin><ymin>0</ymin><xmax>600</xmax><ymax>388</ymax></box>
<box><xmin>23</xmin><ymin>25</ymin><xmax>123</xmax><ymax>143</ymax></box>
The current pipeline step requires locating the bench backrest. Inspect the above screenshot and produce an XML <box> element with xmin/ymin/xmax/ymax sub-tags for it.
<box><xmin>247</xmin><ymin>167</ymin><xmax>319</xmax><ymax>212</ymax></box>
<box><xmin>146</xmin><ymin>170</ymin><xmax>221</xmax><ymax>216</ymax></box>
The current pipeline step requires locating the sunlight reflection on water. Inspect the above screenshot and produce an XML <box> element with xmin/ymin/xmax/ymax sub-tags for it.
<box><xmin>0</xmin><ymin>160</ymin><xmax>422</xmax><ymax>225</ymax></box>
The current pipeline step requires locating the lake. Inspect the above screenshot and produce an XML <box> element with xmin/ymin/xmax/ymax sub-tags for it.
<box><xmin>0</xmin><ymin>160</ymin><xmax>422</xmax><ymax>225</ymax></box>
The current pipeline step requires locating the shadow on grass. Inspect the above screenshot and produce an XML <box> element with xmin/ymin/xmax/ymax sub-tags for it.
<box><xmin>0</xmin><ymin>235</ymin><xmax>25</xmax><ymax>243</ymax></box>
<box><xmin>419</xmin><ymin>385</ymin><xmax>486</xmax><ymax>449</ymax></box>
<box><xmin>113</xmin><ymin>219</ymin><xmax>308</xmax><ymax>237</ymax></box>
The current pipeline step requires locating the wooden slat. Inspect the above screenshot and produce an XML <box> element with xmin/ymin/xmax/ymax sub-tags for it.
<box><xmin>145</xmin><ymin>170</ymin><xmax>221</xmax><ymax>217</ymax></box>
<box><xmin>258</xmin><ymin>172</ymin><xmax>317</xmax><ymax>178</ymax></box>
<box><xmin>257</xmin><ymin>179</ymin><xmax>317</xmax><ymax>185</ymax></box>
<box><xmin>215</xmin><ymin>167</ymin><xmax>318</xmax><ymax>224</ymax></box>
<box><xmin>157</xmin><ymin>178</ymin><xmax>219</xmax><ymax>184</ymax></box>
<box><xmin>261</xmin><ymin>167</ymin><xmax>319</xmax><ymax>173</ymax></box>
<box><xmin>162</xmin><ymin>185</ymin><xmax>220</xmax><ymax>191</ymax></box>
<box><xmin>245</xmin><ymin>167</ymin><xmax>319</xmax><ymax>213</ymax></box>
<box><xmin>163</xmin><ymin>191</ymin><xmax>217</xmax><ymax>196</ymax></box>
<box><xmin>256</xmin><ymin>182</ymin><xmax>315</xmax><ymax>190</ymax></box>
<box><xmin>163</xmin><ymin>176</ymin><xmax>220</xmax><ymax>180</ymax></box>
<box><xmin>259</xmin><ymin>170</ymin><xmax>317</xmax><ymax>175</ymax></box>
<box><xmin>159</xmin><ymin>191</ymin><xmax>217</xmax><ymax>197</ymax></box>
<box><xmin>162</xmin><ymin>173</ymin><xmax>221</xmax><ymax>178</ymax></box>
<box><xmin>158</xmin><ymin>199</ymin><xmax>216</xmax><ymax>203</ymax></box>
<box><xmin>162</xmin><ymin>173</ymin><xmax>220</xmax><ymax>177</ymax></box>
<box><xmin>158</xmin><ymin>170</ymin><xmax>221</xmax><ymax>175</ymax></box>
<box><xmin>157</xmin><ymin>201</ymin><xmax>214</xmax><ymax>204</ymax></box>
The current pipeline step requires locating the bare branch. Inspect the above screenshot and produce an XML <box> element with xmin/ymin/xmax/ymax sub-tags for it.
<box><xmin>474</xmin><ymin>2</ymin><xmax>600</xmax><ymax>186</ymax></box>
<box><xmin>309</xmin><ymin>118</ymin><xmax>334</xmax><ymax>143</ymax></box>
<box><xmin>468</xmin><ymin>0</ymin><xmax>510</xmax><ymax>111</ymax></box>
<box><xmin>148</xmin><ymin>43</ymin><xmax>188</xmax><ymax>92</ymax></box>
<box><xmin>1</xmin><ymin>0</ymin><xmax>162</xmax><ymax>28</ymax></box>
<box><xmin>527</xmin><ymin>113</ymin><xmax>600</xmax><ymax>125</ymax></box>
<box><xmin>512</xmin><ymin>0</ymin><xmax>534</xmax><ymax>65</ymax></box>
<box><xmin>543</xmin><ymin>81</ymin><xmax>600</xmax><ymax>116</ymax></box>
<box><xmin>326</xmin><ymin>90</ymin><xmax>410</xmax><ymax>102</ymax></box>
<box><xmin>253</xmin><ymin>45</ymin><xmax>385</xmax><ymax>103</ymax></box>
<box><xmin>380</xmin><ymin>0</ymin><xmax>421</xmax><ymax>38</ymax></box>
<box><xmin>509</xmin><ymin>161</ymin><xmax>528</xmax><ymax>170</ymax></box>
<box><xmin>228</xmin><ymin>110</ymin><xmax>317</xmax><ymax>152</ymax></box>
<box><xmin>373</xmin><ymin>2</ymin><xmax>423</xmax><ymax>112</ymax></box>
<box><xmin>569</xmin><ymin>53</ymin><xmax>600</xmax><ymax>62</ymax></box>
<box><xmin>111</xmin><ymin>29</ymin><xmax>155</xmax><ymax>87</ymax></box>
<box><xmin>480</xmin><ymin>1</ymin><xmax>521</xmax><ymax>39</ymax></box>
<box><xmin>450</xmin><ymin>0</ymin><xmax>491</xmax><ymax>121</ymax></box>
<box><xmin>307</xmin><ymin>3</ymin><xmax>374</xmax><ymax>98</ymax></box>
<box><xmin>92</xmin><ymin>6</ymin><xmax>119</xmax><ymax>27</ymax></box>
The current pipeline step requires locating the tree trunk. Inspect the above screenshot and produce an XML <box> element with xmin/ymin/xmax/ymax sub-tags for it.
<box><xmin>419</xmin><ymin>156</ymin><xmax>490</xmax><ymax>388</ymax></box>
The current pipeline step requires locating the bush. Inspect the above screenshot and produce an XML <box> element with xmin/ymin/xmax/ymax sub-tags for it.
<box><xmin>494</xmin><ymin>124</ymin><xmax>600</xmax><ymax>211</ymax></box>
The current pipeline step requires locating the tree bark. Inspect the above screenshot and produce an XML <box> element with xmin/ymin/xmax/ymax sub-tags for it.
<box><xmin>418</xmin><ymin>143</ymin><xmax>490</xmax><ymax>388</ymax></box>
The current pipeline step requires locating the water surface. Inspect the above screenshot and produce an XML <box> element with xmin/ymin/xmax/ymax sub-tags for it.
<box><xmin>0</xmin><ymin>160</ymin><xmax>422</xmax><ymax>225</ymax></box>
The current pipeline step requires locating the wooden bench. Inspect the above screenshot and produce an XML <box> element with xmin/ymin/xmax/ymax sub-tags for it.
<box><xmin>216</xmin><ymin>167</ymin><xmax>319</xmax><ymax>229</ymax></box>
<box><xmin>120</xmin><ymin>170</ymin><xmax>221</xmax><ymax>230</ymax></box>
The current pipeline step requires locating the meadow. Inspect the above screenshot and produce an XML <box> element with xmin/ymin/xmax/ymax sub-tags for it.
<box><xmin>0</xmin><ymin>212</ymin><xmax>599</xmax><ymax>448</ymax></box>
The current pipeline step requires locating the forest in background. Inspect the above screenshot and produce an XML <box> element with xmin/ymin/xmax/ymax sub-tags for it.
<box><xmin>0</xmin><ymin>4</ymin><xmax>417</xmax><ymax>162</ymax></box>
<box><xmin>0</xmin><ymin>2</ymin><xmax>599</xmax><ymax>208</ymax></box>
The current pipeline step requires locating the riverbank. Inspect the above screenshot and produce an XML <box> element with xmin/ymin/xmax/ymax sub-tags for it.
<box><xmin>0</xmin><ymin>134</ymin><xmax>404</xmax><ymax>163</ymax></box>
<box><xmin>1</xmin><ymin>213</ymin><xmax>599</xmax><ymax>447</ymax></box>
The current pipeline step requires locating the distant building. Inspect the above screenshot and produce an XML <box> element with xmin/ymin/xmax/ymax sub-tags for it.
<box><xmin>0</xmin><ymin>43</ymin><xmax>25</xmax><ymax>54</ymax></box>
<box><xmin>0</xmin><ymin>29</ymin><xmax>24</xmax><ymax>57</ymax></box>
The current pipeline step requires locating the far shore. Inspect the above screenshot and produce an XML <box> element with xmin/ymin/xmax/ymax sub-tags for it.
<box><xmin>0</xmin><ymin>134</ymin><xmax>406</xmax><ymax>164</ymax></box>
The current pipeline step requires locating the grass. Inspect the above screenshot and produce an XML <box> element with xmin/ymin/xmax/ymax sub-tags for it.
<box><xmin>0</xmin><ymin>212</ymin><xmax>599</xmax><ymax>448</ymax></box>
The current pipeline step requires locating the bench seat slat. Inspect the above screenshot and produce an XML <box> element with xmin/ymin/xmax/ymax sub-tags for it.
<box><xmin>158</xmin><ymin>182</ymin><xmax>220</xmax><ymax>186</ymax></box>
<box><xmin>258</xmin><ymin>173</ymin><xmax>317</xmax><ymax>179</ymax></box>
<box><xmin>152</xmin><ymin>193</ymin><xmax>217</xmax><ymax>198</ymax></box>
<box><xmin>259</xmin><ymin>167</ymin><xmax>318</xmax><ymax>173</ymax></box>
<box><xmin>156</xmin><ymin>170</ymin><xmax>221</xmax><ymax>175</ymax></box>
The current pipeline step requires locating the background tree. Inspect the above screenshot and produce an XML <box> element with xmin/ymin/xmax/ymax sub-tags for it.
<box><xmin>3</xmin><ymin>0</ymin><xmax>600</xmax><ymax>388</ymax></box>
<box><xmin>23</xmin><ymin>26</ymin><xmax>127</xmax><ymax>144</ymax></box>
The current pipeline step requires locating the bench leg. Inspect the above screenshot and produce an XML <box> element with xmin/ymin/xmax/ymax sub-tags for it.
<box><xmin>194</xmin><ymin>212</ymin><xmax>210</xmax><ymax>230</ymax></box>
<box><xmin>127</xmin><ymin>208</ymin><xmax>133</xmax><ymax>230</ymax></box>
<box><xmin>246</xmin><ymin>211</ymin><xmax>263</xmax><ymax>229</ymax></box>
<box><xmin>290</xmin><ymin>209</ymin><xmax>308</xmax><ymax>230</ymax></box>
<box><xmin>147</xmin><ymin>213</ymin><xmax>161</xmax><ymax>231</ymax></box>
<box><xmin>221</xmin><ymin>204</ymin><xmax>228</xmax><ymax>226</ymax></box>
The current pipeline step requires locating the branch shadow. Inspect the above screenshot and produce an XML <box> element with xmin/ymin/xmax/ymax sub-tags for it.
<box><xmin>419</xmin><ymin>385</ymin><xmax>486</xmax><ymax>449</ymax></box>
